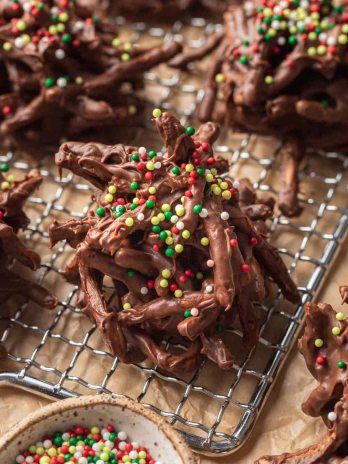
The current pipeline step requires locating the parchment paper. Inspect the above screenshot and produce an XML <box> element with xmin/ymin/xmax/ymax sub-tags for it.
<box><xmin>0</xmin><ymin>20</ymin><xmax>347</xmax><ymax>464</ymax></box>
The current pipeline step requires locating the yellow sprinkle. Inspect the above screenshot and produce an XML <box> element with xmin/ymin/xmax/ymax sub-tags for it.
<box><xmin>152</xmin><ymin>108</ymin><xmax>162</xmax><ymax>118</ymax></box>
<box><xmin>104</xmin><ymin>193</ymin><xmax>113</xmax><ymax>203</ymax></box>
<box><xmin>220</xmin><ymin>181</ymin><xmax>228</xmax><ymax>190</ymax></box>
<box><xmin>159</xmin><ymin>279</ymin><xmax>168</xmax><ymax>288</ymax></box>
<box><xmin>1</xmin><ymin>181</ymin><xmax>10</xmax><ymax>190</ymax></box>
<box><xmin>332</xmin><ymin>327</ymin><xmax>341</xmax><ymax>336</ymax></box>
<box><xmin>22</xmin><ymin>34</ymin><xmax>31</xmax><ymax>45</ymax></box>
<box><xmin>128</xmin><ymin>105</ymin><xmax>137</xmax><ymax>115</ymax></box>
<box><xmin>182</xmin><ymin>230</ymin><xmax>190</xmax><ymax>239</ymax></box>
<box><xmin>215</xmin><ymin>73</ymin><xmax>225</xmax><ymax>83</ymax></box>
<box><xmin>112</xmin><ymin>38</ymin><xmax>121</xmax><ymax>47</ymax></box>
<box><xmin>308</xmin><ymin>32</ymin><xmax>317</xmax><ymax>41</ymax></box>
<box><xmin>157</xmin><ymin>213</ymin><xmax>165</xmax><ymax>222</ymax></box>
<box><xmin>123</xmin><ymin>303</ymin><xmax>132</xmax><ymax>310</ymax></box>
<box><xmin>336</xmin><ymin>312</ymin><xmax>345</xmax><ymax>321</ymax></box>
<box><xmin>17</xmin><ymin>20</ymin><xmax>26</xmax><ymax>31</ymax></box>
<box><xmin>211</xmin><ymin>168</ymin><xmax>217</xmax><ymax>176</ymax></box>
<box><xmin>161</xmin><ymin>203</ymin><xmax>170</xmax><ymax>212</ymax></box>
<box><xmin>165</xmin><ymin>237</ymin><xmax>173</xmax><ymax>245</ymax></box>
<box><xmin>222</xmin><ymin>190</ymin><xmax>232</xmax><ymax>200</ymax></box>
<box><xmin>162</xmin><ymin>269</ymin><xmax>171</xmax><ymax>278</ymax></box>
<box><xmin>314</xmin><ymin>338</ymin><xmax>324</xmax><ymax>348</ymax></box>
<box><xmin>121</xmin><ymin>53</ymin><xmax>130</xmax><ymax>61</ymax></box>
<box><xmin>75</xmin><ymin>76</ymin><xmax>84</xmax><ymax>85</ymax></box>
<box><xmin>343</xmin><ymin>24</ymin><xmax>348</xmax><ymax>34</ymax></box>
<box><xmin>148</xmin><ymin>186</ymin><xmax>157</xmax><ymax>194</ymax></box>
<box><xmin>206</xmin><ymin>174</ymin><xmax>214</xmax><ymax>183</ymax></box>
<box><xmin>124</xmin><ymin>42</ymin><xmax>132</xmax><ymax>51</ymax></box>
<box><xmin>3</xmin><ymin>42</ymin><xmax>12</xmax><ymax>51</ymax></box>
<box><xmin>108</xmin><ymin>185</ymin><xmax>117</xmax><ymax>194</ymax></box>
<box><xmin>185</xmin><ymin>164</ymin><xmax>194</xmax><ymax>172</ymax></box>
<box><xmin>200</xmin><ymin>237</ymin><xmax>209</xmax><ymax>246</ymax></box>
<box><xmin>174</xmin><ymin>289</ymin><xmax>183</xmax><ymax>298</ymax></box>
<box><xmin>7</xmin><ymin>175</ymin><xmax>15</xmax><ymax>183</ymax></box>
<box><xmin>212</xmin><ymin>186</ymin><xmax>222</xmax><ymax>196</ymax></box>
<box><xmin>151</xmin><ymin>216</ymin><xmax>160</xmax><ymax>225</ymax></box>
<box><xmin>146</xmin><ymin>161</ymin><xmax>154</xmax><ymax>171</ymax></box>
<box><xmin>338</xmin><ymin>34</ymin><xmax>348</xmax><ymax>45</ymax></box>
<box><xmin>175</xmin><ymin>244</ymin><xmax>184</xmax><ymax>253</ymax></box>
<box><xmin>59</xmin><ymin>12</ymin><xmax>69</xmax><ymax>22</ymax></box>
<box><xmin>317</xmin><ymin>45</ymin><xmax>327</xmax><ymax>56</ymax></box>
<box><xmin>56</xmin><ymin>23</ymin><xmax>65</xmax><ymax>33</ymax></box>
<box><xmin>125</xmin><ymin>217</ymin><xmax>134</xmax><ymax>227</ymax></box>
<box><xmin>307</xmin><ymin>47</ymin><xmax>316</xmax><ymax>56</ymax></box>
<box><xmin>176</xmin><ymin>206</ymin><xmax>185</xmax><ymax>216</ymax></box>
<box><xmin>264</xmin><ymin>75</ymin><xmax>273</xmax><ymax>85</ymax></box>
<box><xmin>49</xmin><ymin>25</ymin><xmax>57</xmax><ymax>35</ymax></box>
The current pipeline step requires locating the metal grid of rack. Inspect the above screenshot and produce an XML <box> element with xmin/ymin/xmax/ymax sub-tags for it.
<box><xmin>0</xmin><ymin>15</ymin><xmax>347</xmax><ymax>456</ymax></box>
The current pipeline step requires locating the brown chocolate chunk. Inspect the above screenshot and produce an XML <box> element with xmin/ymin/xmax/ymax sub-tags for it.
<box><xmin>49</xmin><ymin>111</ymin><xmax>299</xmax><ymax>374</ymax></box>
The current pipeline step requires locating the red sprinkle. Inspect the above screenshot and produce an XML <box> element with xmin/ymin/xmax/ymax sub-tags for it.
<box><xmin>152</xmin><ymin>244</ymin><xmax>159</xmax><ymax>252</ymax></box>
<box><xmin>147</xmin><ymin>280</ymin><xmax>155</xmax><ymax>289</ymax></box>
<box><xmin>179</xmin><ymin>275</ymin><xmax>186</xmax><ymax>283</ymax></box>
<box><xmin>145</xmin><ymin>172</ymin><xmax>153</xmax><ymax>180</ymax></box>
<box><xmin>230</xmin><ymin>238</ymin><xmax>238</xmax><ymax>247</ymax></box>
<box><xmin>169</xmin><ymin>284</ymin><xmax>178</xmax><ymax>292</ymax></box>
<box><xmin>201</xmin><ymin>142</ymin><xmax>209</xmax><ymax>151</ymax></box>
<box><xmin>241</xmin><ymin>264</ymin><xmax>250</xmax><ymax>273</ymax></box>
<box><xmin>316</xmin><ymin>355</ymin><xmax>326</xmax><ymax>365</ymax></box>
<box><xmin>249</xmin><ymin>237</ymin><xmax>258</xmax><ymax>246</ymax></box>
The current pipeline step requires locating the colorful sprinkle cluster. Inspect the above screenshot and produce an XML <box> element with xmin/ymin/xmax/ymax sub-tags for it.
<box><xmin>0</xmin><ymin>0</ymin><xmax>133</xmax><ymax>116</ymax></box>
<box><xmin>94</xmin><ymin>109</ymin><xmax>254</xmax><ymax>319</ymax></box>
<box><xmin>215</xmin><ymin>0</ymin><xmax>348</xmax><ymax>84</ymax></box>
<box><xmin>15</xmin><ymin>424</ymin><xmax>162</xmax><ymax>464</ymax></box>
<box><xmin>314</xmin><ymin>311</ymin><xmax>346</xmax><ymax>369</ymax></box>
<box><xmin>0</xmin><ymin>162</ymin><xmax>15</xmax><ymax>193</ymax></box>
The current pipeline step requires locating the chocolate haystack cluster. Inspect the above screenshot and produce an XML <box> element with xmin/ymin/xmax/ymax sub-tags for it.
<box><xmin>0</xmin><ymin>0</ymin><xmax>181</xmax><ymax>153</ymax></box>
<box><xmin>257</xmin><ymin>291</ymin><xmax>348</xmax><ymax>463</ymax></box>
<box><xmin>197</xmin><ymin>0</ymin><xmax>348</xmax><ymax>217</ymax></box>
<box><xmin>49</xmin><ymin>110</ymin><xmax>299</xmax><ymax>374</ymax></box>
<box><xmin>0</xmin><ymin>165</ymin><xmax>57</xmax><ymax>321</ymax></box>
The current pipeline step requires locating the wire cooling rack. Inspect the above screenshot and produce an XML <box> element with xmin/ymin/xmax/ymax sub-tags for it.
<box><xmin>0</xmin><ymin>14</ymin><xmax>348</xmax><ymax>457</ymax></box>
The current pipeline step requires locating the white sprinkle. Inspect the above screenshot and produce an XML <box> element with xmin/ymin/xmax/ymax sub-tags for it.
<box><xmin>96</xmin><ymin>460</ymin><xmax>104</xmax><ymax>464</ymax></box>
<box><xmin>105</xmin><ymin>440</ymin><xmax>113</xmax><ymax>448</ymax></box>
<box><xmin>207</xmin><ymin>259</ymin><xmax>214</xmax><ymax>268</ymax></box>
<box><xmin>74</xmin><ymin>452</ymin><xmax>82</xmax><ymax>459</ymax></box>
<box><xmin>78</xmin><ymin>458</ymin><xmax>88</xmax><ymax>464</ymax></box>
<box><xmin>92</xmin><ymin>443</ymin><xmax>101</xmax><ymax>452</ymax></box>
<box><xmin>129</xmin><ymin>451</ymin><xmax>138</xmax><ymax>459</ymax></box>
<box><xmin>271</xmin><ymin>20</ymin><xmax>280</xmax><ymax>29</ymax></box>
<box><xmin>102</xmin><ymin>431</ymin><xmax>110</xmax><ymax>440</ymax></box>
<box><xmin>140</xmin><ymin>286</ymin><xmax>148</xmax><ymax>295</ymax></box>
<box><xmin>176</xmin><ymin>221</ymin><xmax>185</xmax><ymax>230</ymax></box>
<box><xmin>327</xmin><ymin>36</ymin><xmax>336</xmax><ymax>46</ymax></box>
<box><xmin>118</xmin><ymin>431</ymin><xmax>128</xmax><ymax>441</ymax></box>
<box><xmin>273</xmin><ymin>5</ymin><xmax>281</xmax><ymax>13</ymax></box>
<box><xmin>328</xmin><ymin>412</ymin><xmax>337</xmax><ymax>422</ymax></box>
<box><xmin>205</xmin><ymin>285</ymin><xmax>213</xmax><ymax>293</ymax></box>
<box><xmin>118</xmin><ymin>441</ymin><xmax>127</xmax><ymax>450</ymax></box>
<box><xmin>51</xmin><ymin>7</ymin><xmax>59</xmax><ymax>14</ymax></box>
<box><xmin>191</xmin><ymin>308</ymin><xmax>199</xmax><ymax>317</ymax></box>
<box><xmin>318</xmin><ymin>33</ymin><xmax>327</xmax><ymax>42</ymax></box>
<box><xmin>55</xmin><ymin>49</ymin><xmax>66</xmax><ymax>60</ymax></box>
<box><xmin>23</xmin><ymin>3</ymin><xmax>31</xmax><ymax>12</ymax></box>
<box><xmin>138</xmin><ymin>146</ymin><xmax>146</xmax><ymax>155</ymax></box>
<box><xmin>131</xmin><ymin>442</ymin><xmax>140</xmax><ymax>449</ymax></box>
<box><xmin>57</xmin><ymin>77</ymin><xmax>67</xmax><ymax>88</ymax></box>
<box><xmin>199</xmin><ymin>208</ymin><xmax>208</xmax><ymax>218</ymax></box>
<box><xmin>16</xmin><ymin>456</ymin><xmax>24</xmax><ymax>463</ymax></box>
<box><xmin>43</xmin><ymin>440</ymin><xmax>52</xmax><ymax>449</ymax></box>
<box><xmin>15</xmin><ymin>37</ymin><xmax>24</xmax><ymax>48</ymax></box>
<box><xmin>25</xmin><ymin>458</ymin><xmax>34</xmax><ymax>463</ymax></box>
<box><xmin>74</xmin><ymin>20</ymin><xmax>85</xmax><ymax>30</ymax></box>
<box><xmin>244</xmin><ymin>1</ymin><xmax>254</xmax><ymax>13</ymax></box>
<box><xmin>154</xmin><ymin>161</ymin><xmax>161</xmax><ymax>169</ymax></box>
<box><xmin>277</xmin><ymin>37</ymin><xmax>286</xmax><ymax>45</ymax></box>
<box><xmin>221</xmin><ymin>211</ymin><xmax>229</xmax><ymax>221</ymax></box>
<box><xmin>137</xmin><ymin>213</ymin><xmax>145</xmax><ymax>221</ymax></box>
<box><xmin>156</xmin><ymin>151</ymin><xmax>163</xmax><ymax>157</ymax></box>
<box><xmin>170</xmin><ymin>215</ymin><xmax>178</xmax><ymax>224</ymax></box>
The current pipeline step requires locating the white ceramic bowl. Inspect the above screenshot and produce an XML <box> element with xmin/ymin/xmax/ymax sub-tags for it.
<box><xmin>0</xmin><ymin>394</ymin><xmax>198</xmax><ymax>464</ymax></box>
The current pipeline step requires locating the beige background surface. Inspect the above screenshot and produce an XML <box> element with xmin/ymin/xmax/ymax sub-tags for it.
<box><xmin>0</xmin><ymin>233</ymin><xmax>346</xmax><ymax>464</ymax></box>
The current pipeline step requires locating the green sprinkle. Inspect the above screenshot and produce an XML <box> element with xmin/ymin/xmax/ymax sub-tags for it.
<box><xmin>184</xmin><ymin>310</ymin><xmax>191</xmax><ymax>318</ymax></box>
<box><xmin>0</xmin><ymin>163</ymin><xmax>9</xmax><ymax>172</ymax></box>
<box><xmin>131</xmin><ymin>153</ymin><xmax>139</xmax><ymax>161</ymax></box>
<box><xmin>45</xmin><ymin>77</ymin><xmax>55</xmax><ymax>88</ymax></box>
<box><xmin>152</xmin><ymin>225</ymin><xmax>160</xmax><ymax>233</ymax></box>
<box><xmin>96</xmin><ymin>207</ymin><xmax>105</xmax><ymax>217</ymax></box>
<box><xmin>148</xmin><ymin>150</ymin><xmax>157</xmax><ymax>159</ymax></box>
<box><xmin>165</xmin><ymin>248</ymin><xmax>174</xmax><ymax>257</ymax></box>
<box><xmin>159</xmin><ymin>231</ymin><xmax>168</xmax><ymax>240</ymax></box>
<box><xmin>130</xmin><ymin>203</ymin><xmax>137</xmax><ymax>210</ymax></box>
<box><xmin>196</xmin><ymin>167</ymin><xmax>204</xmax><ymax>176</ymax></box>
<box><xmin>288</xmin><ymin>36</ymin><xmax>298</xmax><ymax>46</ymax></box>
<box><xmin>186</xmin><ymin>126</ymin><xmax>195</xmax><ymax>136</ymax></box>
<box><xmin>164</xmin><ymin>211</ymin><xmax>172</xmax><ymax>221</ymax></box>
<box><xmin>118</xmin><ymin>205</ymin><xmax>126</xmax><ymax>214</ymax></box>
<box><xmin>172</xmin><ymin>166</ymin><xmax>180</xmax><ymax>175</ymax></box>
<box><xmin>62</xmin><ymin>33</ymin><xmax>72</xmax><ymax>43</ymax></box>
<box><xmin>240</xmin><ymin>55</ymin><xmax>249</xmax><ymax>65</ymax></box>
<box><xmin>193</xmin><ymin>204</ymin><xmax>202</xmax><ymax>214</ymax></box>
<box><xmin>130</xmin><ymin>181</ymin><xmax>139</xmax><ymax>190</ymax></box>
<box><xmin>127</xmin><ymin>270</ymin><xmax>135</xmax><ymax>277</ymax></box>
<box><xmin>338</xmin><ymin>361</ymin><xmax>346</xmax><ymax>369</ymax></box>
<box><xmin>146</xmin><ymin>199</ymin><xmax>155</xmax><ymax>208</ymax></box>
<box><xmin>242</xmin><ymin>39</ymin><xmax>250</xmax><ymax>46</ymax></box>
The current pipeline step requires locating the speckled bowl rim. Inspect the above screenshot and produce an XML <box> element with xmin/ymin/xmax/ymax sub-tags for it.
<box><xmin>0</xmin><ymin>394</ymin><xmax>198</xmax><ymax>464</ymax></box>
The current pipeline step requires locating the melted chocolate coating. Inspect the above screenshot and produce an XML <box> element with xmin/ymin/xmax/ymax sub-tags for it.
<box><xmin>0</xmin><ymin>1</ymin><xmax>181</xmax><ymax>153</ymax></box>
<box><xmin>256</xmin><ymin>292</ymin><xmax>348</xmax><ymax>464</ymax></box>
<box><xmin>196</xmin><ymin>1</ymin><xmax>348</xmax><ymax>216</ymax></box>
<box><xmin>49</xmin><ymin>111</ymin><xmax>299</xmax><ymax>374</ymax></box>
<box><xmin>76</xmin><ymin>0</ymin><xmax>237</xmax><ymax>20</ymax></box>
<box><xmin>0</xmin><ymin>168</ymin><xmax>57</xmax><ymax>353</ymax></box>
